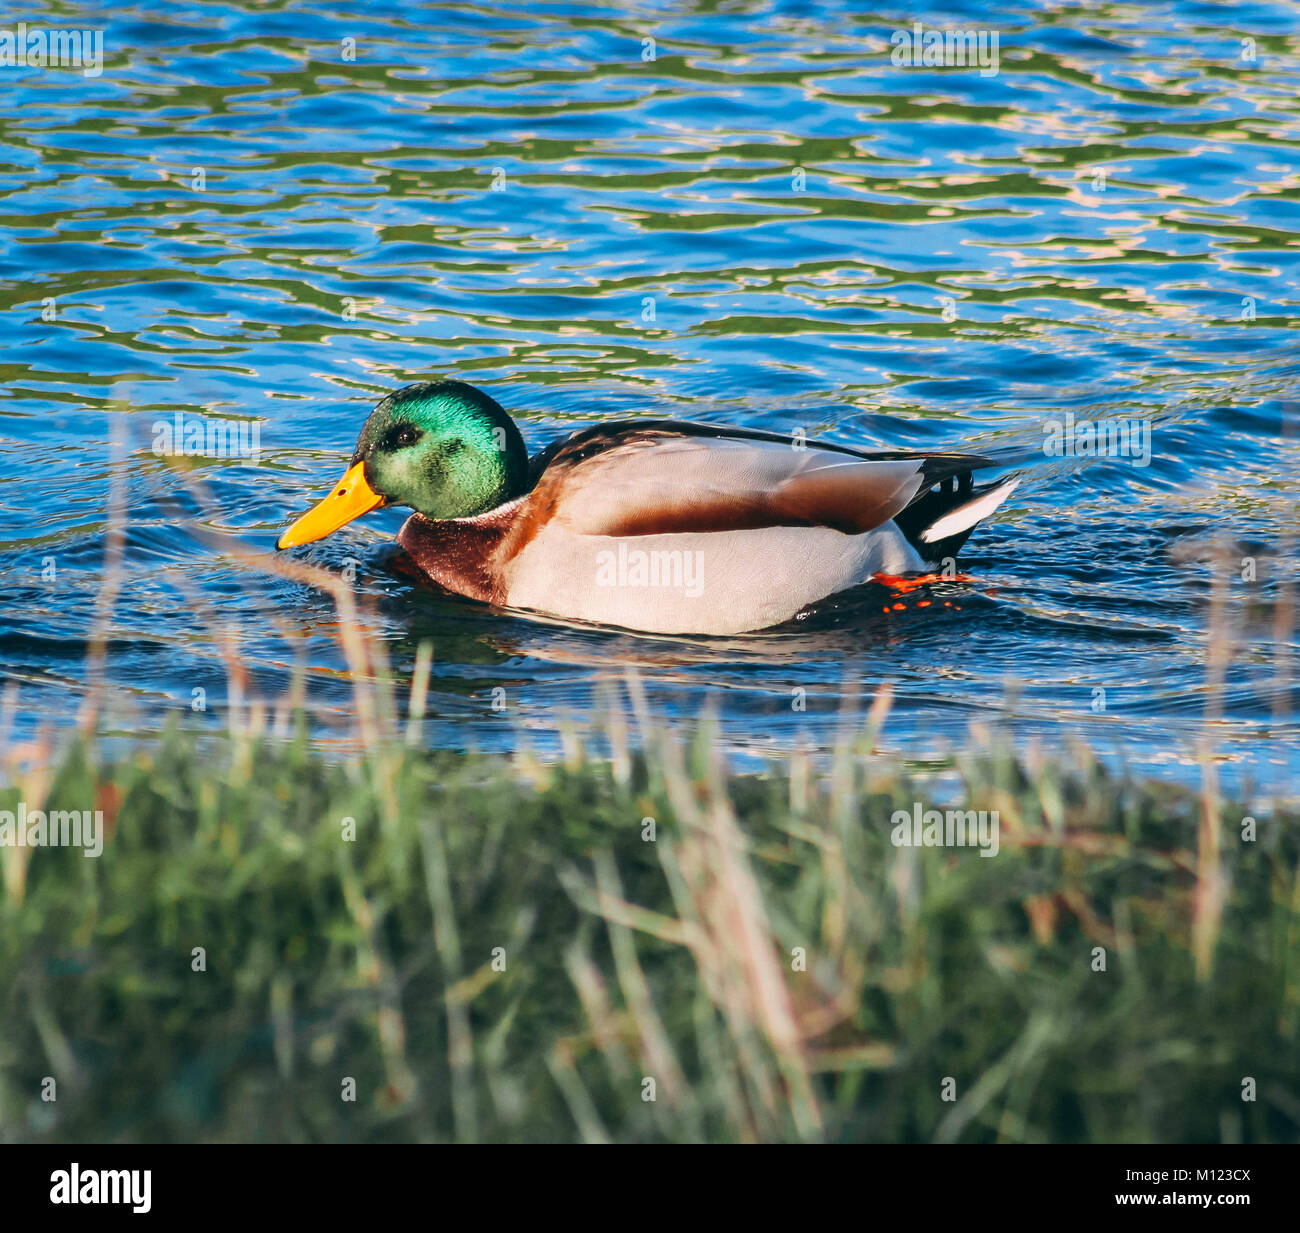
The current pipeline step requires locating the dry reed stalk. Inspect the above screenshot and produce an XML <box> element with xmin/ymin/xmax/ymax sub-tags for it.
<box><xmin>1194</xmin><ymin>539</ymin><xmax>1233</xmax><ymax>981</ymax></box>
<box><xmin>79</xmin><ymin>413</ymin><xmax>128</xmax><ymax>736</ymax></box>
<box><xmin>653</xmin><ymin>720</ymin><xmax>823</xmax><ymax>1139</ymax></box>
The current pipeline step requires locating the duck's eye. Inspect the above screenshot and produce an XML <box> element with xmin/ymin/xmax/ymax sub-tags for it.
<box><xmin>394</xmin><ymin>426</ymin><xmax>420</xmax><ymax>447</ymax></box>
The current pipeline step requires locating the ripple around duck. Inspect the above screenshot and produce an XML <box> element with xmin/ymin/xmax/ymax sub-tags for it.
<box><xmin>1</xmin><ymin>0</ymin><xmax>1299</xmax><ymax>792</ymax></box>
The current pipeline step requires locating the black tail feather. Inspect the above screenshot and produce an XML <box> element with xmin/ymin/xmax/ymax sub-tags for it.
<box><xmin>894</xmin><ymin>468</ymin><xmax>983</xmax><ymax>562</ymax></box>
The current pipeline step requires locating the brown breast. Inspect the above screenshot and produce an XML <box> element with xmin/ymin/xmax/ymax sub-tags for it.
<box><xmin>396</xmin><ymin>510</ymin><xmax>515</xmax><ymax>605</ymax></box>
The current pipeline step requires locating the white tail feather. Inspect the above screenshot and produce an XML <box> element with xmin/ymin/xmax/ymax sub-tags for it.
<box><xmin>919</xmin><ymin>477</ymin><xmax>1020</xmax><ymax>544</ymax></box>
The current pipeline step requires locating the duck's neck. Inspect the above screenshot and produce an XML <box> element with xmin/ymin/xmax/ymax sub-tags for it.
<box><xmin>395</xmin><ymin>503</ymin><xmax>522</xmax><ymax>604</ymax></box>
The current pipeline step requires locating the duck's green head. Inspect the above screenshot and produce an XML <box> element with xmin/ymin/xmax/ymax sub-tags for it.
<box><xmin>277</xmin><ymin>380</ymin><xmax>529</xmax><ymax>549</ymax></box>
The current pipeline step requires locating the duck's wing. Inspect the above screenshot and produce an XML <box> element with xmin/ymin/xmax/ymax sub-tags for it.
<box><xmin>520</xmin><ymin>420</ymin><xmax>994</xmax><ymax>538</ymax></box>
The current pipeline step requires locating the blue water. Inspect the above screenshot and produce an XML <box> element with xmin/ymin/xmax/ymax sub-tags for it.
<box><xmin>2</xmin><ymin>0</ymin><xmax>1298</xmax><ymax>793</ymax></box>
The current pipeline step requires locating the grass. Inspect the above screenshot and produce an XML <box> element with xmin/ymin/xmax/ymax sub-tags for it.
<box><xmin>1</xmin><ymin>689</ymin><xmax>1298</xmax><ymax>1144</ymax></box>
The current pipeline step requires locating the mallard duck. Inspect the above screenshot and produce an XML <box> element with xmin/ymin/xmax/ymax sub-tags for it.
<box><xmin>277</xmin><ymin>380</ymin><xmax>1018</xmax><ymax>635</ymax></box>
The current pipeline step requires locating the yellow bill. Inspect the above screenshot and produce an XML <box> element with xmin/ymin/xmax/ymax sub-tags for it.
<box><xmin>277</xmin><ymin>461</ymin><xmax>385</xmax><ymax>549</ymax></box>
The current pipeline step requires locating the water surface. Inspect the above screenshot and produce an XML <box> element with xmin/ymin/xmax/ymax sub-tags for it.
<box><xmin>2</xmin><ymin>0</ymin><xmax>1299</xmax><ymax>792</ymax></box>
